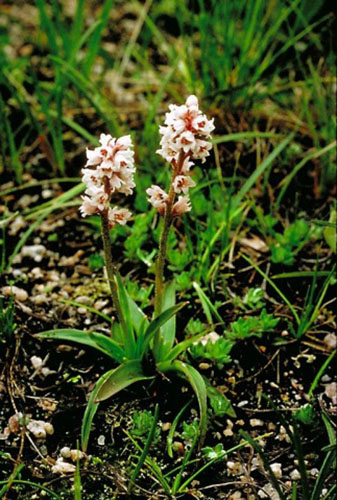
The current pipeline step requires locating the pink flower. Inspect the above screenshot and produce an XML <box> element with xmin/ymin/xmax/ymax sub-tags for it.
<box><xmin>146</xmin><ymin>185</ymin><xmax>168</xmax><ymax>213</ymax></box>
<box><xmin>79</xmin><ymin>196</ymin><xmax>98</xmax><ymax>216</ymax></box>
<box><xmin>173</xmin><ymin>175</ymin><xmax>196</xmax><ymax>194</ymax></box>
<box><xmin>172</xmin><ymin>195</ymin><xmax>191</xmax><ymax>216</ymax></box>
<box><xmin>108</xmin><ymin>207</ymin><xmax>132</xmax><ymax>229</ymax></box>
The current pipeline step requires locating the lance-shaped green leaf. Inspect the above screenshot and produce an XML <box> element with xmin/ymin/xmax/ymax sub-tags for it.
<box><xmin>126</xmin><ymin>287</ymin><xmax>149</xmax><ymax>335</ymax></box>
<box><xmin>115</xmin><ymin>272</ymin><xmax>136</xmax><ymax>356</ymax></box>
<box><xmin>81</xmin><ymin>370</ymin><xmax>112</xmax><ymax>452</ymax></box>
<box><xmin>162</xmin><ymin>329</ymin><xmax>213</xmax><ymax>363</ymax></box>
<box><xmin>95</xmin><ymin>360</ymin><xmax>152</xmax><ymax>402</ymax></box>
<box><xmin>155</xmin><ymin>281</ymin><xmax>176</xmax><ymax>360</ymax></box>
<box><xmin>144</xmin><ymin>302</ymin><xmax>187</xmax><ymax>358</ymax></box>
<box><xmin>36</xmin><ymin>329</ymin><xmax>124</xmax><ymax>360</ymax></box>
<box><xmin>90</xmin><ymin>332</ymin><xmax>125</xmax><ymax>363</ymax></box>
<box><xmin>167</xmin><ymin>360</ymin><xmax>208</xmax><ymax>445</ymax></box>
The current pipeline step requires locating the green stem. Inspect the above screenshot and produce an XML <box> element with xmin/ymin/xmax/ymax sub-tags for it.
<box><xmin>101</xmin><ymin>211</ymin><xmax>128</xmax><ymax>336</ymax></box>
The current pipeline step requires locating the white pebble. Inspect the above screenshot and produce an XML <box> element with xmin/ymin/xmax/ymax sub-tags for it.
<box><xmin>270</xmin><ymin>462</ymin><xmax>282</xmax><ymax>478</ymax></box>
<box><xmin>51</xmin><ymin>458</ymin><xmax>76</xmax><ymax>474</ymax></box>
<box><xmin>1</xmin><ymin>285</ymin><xmax>28</xmax><ymax>302</ymax></box>
<box><xmin>324</xmin><ymin>333</ymin><xmax>337</xmax><ymax>350</ymax></box>
<box><xmin>98</xmin><ymin>435</ymin><xmax>105</xmax><ymax>446</ymax></box>
<box><xmin>250</xmin><ymin>418</ymin><xmax>264</xmax><ymax>427</ymax></box>
<box><xmin>290</xmin><ymin>469</ymin><xmax>301</xmax><ymax>481</ymax></box>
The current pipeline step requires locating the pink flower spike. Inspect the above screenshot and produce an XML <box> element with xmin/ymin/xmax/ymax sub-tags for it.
<box><xmin>79</xmin><ymin>133</ymin><xmax>135</xmax><ymax>220</ymax></box>
<box><xmin>157</xmin><ymin>95</ymin><xmax>215</xmax><ymax>164</ymax></box>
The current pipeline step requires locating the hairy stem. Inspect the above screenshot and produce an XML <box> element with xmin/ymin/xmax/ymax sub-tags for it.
<box><xmin>101</xmin><ymin>210</ymin><xmax>128</xmax><ymax>336</ymax></box>
<box><xmin>154</xmin><ymin>152</ymin><xmax>185</xmax><ymax>318</ymax></box>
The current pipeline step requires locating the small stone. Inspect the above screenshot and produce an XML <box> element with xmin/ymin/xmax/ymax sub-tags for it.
<box><xmin>21</xmin><ymin>244</ymin><xmax>47</xmax><ymax>262</ymax></box>
<box><xmin>162</xmin><ymin>422</ymin><xmax>171</xmax><ymax>432</ymax></box>
<box><xmin>51</xmin><ymin>458</ymin><xmax>76</xmax><ymax>474</ymax></box>
<box><xmin>60</xmin><ymin>446</ymin><xmax>71</xmax><ymax>458</ymax></box>
<box><xmin>199</xmin><ymin>362</ymin><xmax>211</xmax><ymax>370</ymax></box>
<box><xmin>325</xmin><ymin>382</ymin><xmax>337</xmax><ymax>403</ymax></box>
<box><xmin>229</xmin><ymin>492</ymin><xmax>242</xmax><ymax>500</ymax></box>
<box><xmin>270</xmin><ymin>462</ymin><xmax>282</xmax><ymax>478</ymax></box>
<box><xmin>7</xmin><ymin>413</ymin><xmax>23</xmax><ymax>434</ymax></box>
<box><xmin>324</xmin><ymin>333</ymin><xmax>337</xmax><ymax>350</ymax></box>
<box><xmin>59</xmin><ymin>250</ymin><xmax>84</xmax><ymax>267</ymax></box>
<box><xmin>94</xmin><ymin>299</ymin><xmax>108</xmax><ymax>310</ymax></box>
<box><xmin>69</xmin><ymin>449</ymin><xmax>85</xmax><ymax>461</ymax></box>
<box><xmin>1</xmin><ymin>285</ymin><xmax>28</xmax><ymax>302</ymax></box>
<box><xmin>32</xmin><ymin>294</ymin><xmax>48</xmax><ymax>305</ymax></box>
<box><xmin>223</xmin><ymin>428</ymin><xmax>234</xmax><ymax>437</ymax></box>
<box><xmin>237</xmin><ymin>400</ymin><xmax>248</xmax><ymax>408</ymax></box>
<box><xmin>199</xmin><ymin>331</ymin><xmax>220</xmax><ymax>346</ymax></box>
<box><xmin>42</xmin><ymin>189</ymin><xmax>53</xmax><ymax>199</ymax></box>
<box><xmin>27</xmin><ymin>420</ymin><xmax>50</xmax><ymax>439</ymax></box>
<box><xmin>258</xmin><ymin>484</ymin><xmax>279</xmax><ymax>499</ymax></box>
<box><xmin>250</xmin><ymin>418</ymin><xmax>264</xmax><ymax>427</ymax></box>
<box><xmin>9</xmin><ymin>215</ymin><xmax>26</xmax><ymax>236</ymax></box>
<box><xmin>172</xmin><ymin>441</ymin><xmax>184</xmax><ymax>456</ymax></box>
<box><xmin>75</xmin><ymin>295</ymin><xmax>92</xmax><ymax>305</ymax></box>
<box><xmin>98</xmin><ymin>435</ymin><xmax>105</xmax><ymax>446</ymax></box>
<box><xmin>278</xmin><ymin>425</ymin><xmax>291</xmax><ymax>443</ymax></box>
<box><xmin>31</xmin><ymin>356</ymin><xmax>43</xmax><ymax>370</ymax></box>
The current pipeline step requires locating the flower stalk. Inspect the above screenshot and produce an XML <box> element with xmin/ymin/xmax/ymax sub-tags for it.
<box><xmin>148</xmin><ymin>95</ymin><xmax>215</xmax><ymax>319</ymax></box>
<box><xmin>100</xmin><ymin>210</ymin><xmax>128</xmax><ymax>336</ymax></box>
<box><xmin>154</xmin><ymin>152</ymin><xmax>185</xmax><ymax>317</ymax></box>
<box><xmin>79</xmin><ymin>134</ymin><xmax>135</xmax><ymax>333</ymax></box>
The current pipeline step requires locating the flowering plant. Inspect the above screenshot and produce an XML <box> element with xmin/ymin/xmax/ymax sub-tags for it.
<box><xmin>38</xmin><ymin>96</ymin><xmax>215</xmax><ymax>451</ymax></box>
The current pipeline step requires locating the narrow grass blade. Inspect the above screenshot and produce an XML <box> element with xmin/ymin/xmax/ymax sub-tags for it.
<box><xmin>0</xmin><ymin>464</ymin><xmax>25</xmax><ymax>498</ymax></box>
<box><xmin>82</xmin><ymin>0</ymin><xmax>115</xmax><ymax>76</ymax></box>
<box><xmin>167</xmin><ymin>401</ymin><xmax>191</xmax><ymax>458</ymax></box>
<box><xmin>241</xmin><ymin>254</ymin><xmax>300</xmax><ymax>325</ymax></box>
<box><xmin>81</xmin><ymin>370</ymin><xmax>113</xmax><ymax>452</ymax></box>
<box><xmin>74</xmin><ymin>442</ymin><xmax>82</xmax><ymax>500</ymax></box>
<box><xmin>233</xmin><ymin>133</ymin><xmax>294</xmax><ymax>210</ymax></box>
<box><xmin>0</xmin><ymin>479</ymin><xmax>61</xmax><ymax>500</ymax></box>
<box><xmin>239</xmin><ymin>430</ymin><xmax>286</xmax><ymax>500</ymax></box>
<box><xmin>311</xmin><ymin>448</ymin><xmax>336</xmax><ymax>500</ymax></box>
<box><xmin>193</xmin><ymin>282</ymin><xmax>222</xmax><ymax>325</ymax></box>
<box><xmin>308</xmin><ymin>350</ymin><xmax>336</xmax><ymax>399</ymax></box>
<box><xmin>276</xmin><ymin>141</ymin><xmax>336</xmax><ymax>208</ymax></box>
<box><xmin>128</xmin><ymin>404</ymin><xmax>159</xmax><ymax>494</ymax></box>
<box><xmin>212</xmin><ymin>131</ymin><xmax>281</xmax><ymax>144</ymax></box>
<box><xmin>36</xmin><ymin>0</ymin><xmax>59</xmax><ymax>55</ymax></box>
<box><xmin>171</xmin><ymin>360</ymin><xmax>208</xmax><ymax>445</ymax></box>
